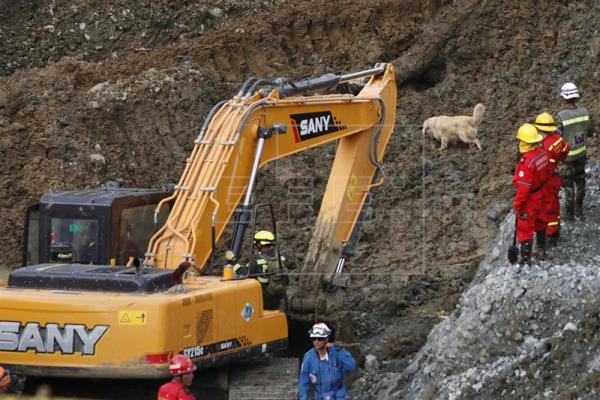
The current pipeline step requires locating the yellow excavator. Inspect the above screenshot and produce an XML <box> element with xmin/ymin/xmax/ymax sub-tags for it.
<box><xmin>0</xmin><ymin>63</ymin><xmax>396</xmax><ymax>380</ymax></box>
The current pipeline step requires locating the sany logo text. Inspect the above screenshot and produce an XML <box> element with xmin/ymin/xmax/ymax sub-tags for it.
<box><xmin>0</xmin><ymin>321</ymin><xmax>108</xmax><ymax>355</ymax></box>
<box><xmin>290</xmin><ymin>111</ymin><xmax>344</xmax><ymax>142</ymax></box>
<box><xmin>299</xmin><ymin>115</ymin><xmax>331</xmax><ymax>136</ymax></box>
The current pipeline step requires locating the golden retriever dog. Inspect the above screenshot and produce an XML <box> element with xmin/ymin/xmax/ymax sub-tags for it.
<box><xmin>422</xmin><ymin>103</ymin><xmax>485</xmax><ymax>150</ymax></box>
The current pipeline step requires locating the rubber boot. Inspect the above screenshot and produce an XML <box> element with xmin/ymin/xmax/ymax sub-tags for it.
<box><xmin>563</xmin><ymin>188</ymin><xmax>575</xmax><ymax>222</ymax></box>
<box><xmin>575</xmin><ymin>197</ymin><xmax>584</xmax><ymax>220</ymax></box>
<box><xmin>564</xmin><ymin>203</ymin><xmax>574</xmax><ymax>222</ymax></box>
<box><xmin>534</xmin><ymin>229</ymin><xmax>546</xmax><ymax>261</ymax></box>
<box><xmin>519</xmin><ymin>240</ymin><xmax>533</xmax><ymax>266</ymax></box>
<box><xmin>548</xmin><ymin>231</ymin><xmax>560</xmax><ymax>248</ymax></box>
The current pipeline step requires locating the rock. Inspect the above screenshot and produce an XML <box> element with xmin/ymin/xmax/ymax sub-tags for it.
<box><xmin>89</xmin><ymin>154</ymin><xmax>105</xmax><ymax>163</ymax></box>
<box><xmin>365</xmin><ymin>354</ymin><xmax>379</xmax><ymax>371</ymax></box>
<box><xmin>89</xmin><ymin>81</ymin><xmax>110</xmax><ymax>94</ymax></box>
<box><xmin>208</xmin><ymin>7</ymin><xmax>223</xmax><ymax>18</ymax></box>
<box><xmin>486</xmin><ymin>202</ymin><xmax>510</xmax><ymax>222</ymax></box>
<box><xmin>465</xmin><ymin>367</ymin><xmax>476</xmax><ymax>378</ymax></box>
<box><xmin>513</xmin><ymin>287</ymin><xmax>526</xmax><ymax>298</ymax></box>
<box><xmin>63</xmin><ymin>62</ymin><xmax>78</xmax><ymax>73</ymax></box>
<box><xmin>563</xmin><ymin>322</ymin><xmax>577</xmax><ymax>332</ymax></box>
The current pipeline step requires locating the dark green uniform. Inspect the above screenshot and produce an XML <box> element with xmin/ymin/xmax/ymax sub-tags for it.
<box><xmin>234</xmin><ymin>251</ymin><xmax>287</xmax><ymax>310</ymax></box>
<box><xmin>556</xmin><ymin>106</ymin><xmax>592</xmax><ymax>219</ymax></box>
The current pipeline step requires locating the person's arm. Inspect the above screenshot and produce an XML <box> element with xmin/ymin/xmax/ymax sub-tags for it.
<box><xmin>279</xmin><ymin>254</ymin><xmax>296</xmax><ymax>271</ymax></box>
<box><xmin>513</xmin><ymin>185</ymin><xmax>531</xmax><ymax>217</ymax></box>
<box><xmin>513</xmin><ymin>168</ymin><xmax>532</xmax><ymax>217</ymax></box>
<box><xmin>558</xmin><ymin>137</ymin><xmax>570</xmax><ymax>162</ymax></box>
<box><xmin>555</xmin><ymin>114</ymin><xmax>564</xmax><ymax>136</ymax></box>
<box><xmin>337</xmin><ymin>348</ymin><xmax>356</xmax><ymax>373</ymax></box>
<box><xmin>247</xmin><ymin>260</ymin><xmax>261</xmax><ymax>276</ymax></box>
<box><xmin>298</xmin><ymin>354</ymin><xmax>312</xmax><ymax>400</ymax></box>
<box><xmin>233</xmin><ymin>263</ymin><xmax>248</xmax><ymax>277</ymax></box>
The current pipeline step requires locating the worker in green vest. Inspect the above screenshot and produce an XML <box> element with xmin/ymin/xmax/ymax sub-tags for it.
<box><xmin>233</xmin><ymin>230</ymin><xmax>288</xmax><ymax>311</ymax></box>
<box><xmin>555</xmin><ymin>82</ymin><xmax>593</xmax><ymax>221</ymax></box>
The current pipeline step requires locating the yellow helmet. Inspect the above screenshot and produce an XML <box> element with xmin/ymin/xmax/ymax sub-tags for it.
<box><xmin>516</xmin><ymin>123</ymin><xmax>543</xmax><ymax>143</ymax></box>
<box><xmin>253</xmin><ymin>230</ymin><xmax>275</xmax><ymax>246</ymax></box>
<box><xmin>534</xmin><ymin>113</ymin><xmax>557</xmax><ymax>132</ymax></box>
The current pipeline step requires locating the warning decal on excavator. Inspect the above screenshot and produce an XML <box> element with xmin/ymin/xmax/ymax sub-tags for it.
<box><xmin>118</xmin><ymin>310</ymin><xmax>147</xmax><ymax>325</ymax></box>
<box><xmin>290</xmin><ymin>111</ymin><xmax>345</xmax><ymax>142</ymax></box>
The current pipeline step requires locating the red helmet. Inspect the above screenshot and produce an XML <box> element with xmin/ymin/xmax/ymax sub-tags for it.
<box><xmin>0</xmin><ymin>366</ymin><xmax>10</xmax><ymax>390</ymax></box>
<box><xmin>169</xmin><ymin>354</ymin><xmax>197</xmax><ymax>376</ymax></box>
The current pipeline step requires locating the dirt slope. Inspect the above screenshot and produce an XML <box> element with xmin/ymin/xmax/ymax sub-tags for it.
<box><xmin>1</xmin><ymin>0</ymin><xmax>600</xmax><ymax>398</ymax></box>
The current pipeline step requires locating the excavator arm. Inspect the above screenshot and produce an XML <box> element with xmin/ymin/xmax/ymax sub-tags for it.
<box><xmin>145</xmin><ymin>64</ymin><xmax>396</xmax><ymax>278</ymax></box>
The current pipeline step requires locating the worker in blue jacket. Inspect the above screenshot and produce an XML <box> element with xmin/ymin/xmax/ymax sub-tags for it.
<box><xmin>298</xmin><ymin>322</ymin><xmax>356</xmax><ymax>400</ymax></box>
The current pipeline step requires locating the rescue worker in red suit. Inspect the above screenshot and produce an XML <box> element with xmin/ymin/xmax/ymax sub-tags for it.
<box><xmin>512</xmin><ymin>123</ymin><xmax>550</xmax><ymax>264</ymax></box>
<box><xmin>0</xmin><ymin>366</ymin><xmax>11</xmax><ymax>394</ymax></box>
<box><xmin>157</xmin><ymin>354</ymin><xmax>196</xmax><ymax>400</ymax></box>
<box><xmin>534</xmin><ymin>113</ymin><xmax>570</xmax><ymax>247</ymax></box>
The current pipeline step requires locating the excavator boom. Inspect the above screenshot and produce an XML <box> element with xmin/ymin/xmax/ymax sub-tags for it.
<box><xmin>145</xmin><ymin>64</ymin><xmax>396</xmax><ymax>275</ymax></box>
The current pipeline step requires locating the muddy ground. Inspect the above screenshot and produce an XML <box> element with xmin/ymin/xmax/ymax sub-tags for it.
<box><xmin>1</xmin><ymin>0</ymin><xmax>600</xmax><ymax>398</ymax></box>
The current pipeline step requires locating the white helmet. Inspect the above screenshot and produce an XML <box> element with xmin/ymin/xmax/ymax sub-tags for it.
<box><xmin>308</xmin><ymin>322</ymin><xmax>331</xmax><ymax>339</ymax></box>
<box><xmin>560</xmin><ymin>82</ymin><xmax>579</xmax><ymax>100</ymax></box>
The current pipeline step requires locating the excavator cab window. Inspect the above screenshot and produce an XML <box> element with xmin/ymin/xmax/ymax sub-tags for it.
<box><xmin>50</xmin><ymin>218</ymin><xmax>100</xmax><ymax>264</ymax></box>
<box><xmin>117</xmin><ymin>204</ymin><xmax>170</xmax><ymax>265</ymax></box>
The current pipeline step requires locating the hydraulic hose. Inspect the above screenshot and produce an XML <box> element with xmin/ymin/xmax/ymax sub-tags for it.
<box><xmin>236</xmin><ymin>77</ymin><xmax>258</xmax><ymax>98</ymax></box>
<box><xmin>244</xmin><ymin>79</ymin><xmax>278</xmax><ymax>98</ymax></box>
<box><xmin>198</xmin><ymin>100</ymin><xmax>228</xmax><ymax>141</ymax></box>
<box><xmin>369</xmin><ymin>96</ymin><xmax>387</xmax><ymax>185</ymax></box>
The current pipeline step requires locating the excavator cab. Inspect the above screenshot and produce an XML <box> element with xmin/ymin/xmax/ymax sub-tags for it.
<box><xmin>23</xmin><ymin>185</ymin><xmax>172</xmax><ymax>267</ymax></box>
